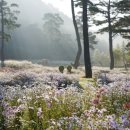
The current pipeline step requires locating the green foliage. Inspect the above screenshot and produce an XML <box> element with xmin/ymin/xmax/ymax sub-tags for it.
<box><xmin>89</xmin><ymin>5</ymin><xmax>100</xmax><ymax>14</ymax></box>
<box><xmin>88</xmin><ymin>0</ymin><xmax>118</xmax><ymax>34</ymax></box>
<box><xmin>87</xmin><ymin>0</ymin><xmax>130</xmax><ymax>41</ymax></box>
<box><xmin>111</xmin><ymin>0</ymin><xmax>130</xmax><ymax>39</ymax></box>
<box><xmin>59</xmin><ymin>65</ymin><xmax>64</xmax><ymax>73</ymax></box>
<box><xmin>115</xmin><ymin>0</ymin><xmax>130</xmax><ymax>13</ymax></box>
<box><xmin>67</xmin><ymin>65</ymin><xmax>72</xmax><ymax>73</ymax></box>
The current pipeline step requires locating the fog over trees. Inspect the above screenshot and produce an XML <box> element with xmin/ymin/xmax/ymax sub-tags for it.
<box><xmin>5</xmin><ymin>0</ymin><xmax>77</xmax><ymax>61</ymax></box>
<box><xmin>0</xmin><ymin>0</ymin><xmax>129</xmax><ymax>70</ymax></box>
<box><xmin>4</xmin><ymin>0</ymin><xmax>110</xmax><ymax>63</ymax></box>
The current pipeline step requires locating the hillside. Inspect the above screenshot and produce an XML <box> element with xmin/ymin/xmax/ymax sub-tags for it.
<box><xmin>6</xmin><ymin>0</ymin><xmax>77</xmax><ymax>61</ymax></box>
<box><xmin>5</xmin><ymin>0</ymin><xmax>118</xmax><ymax>63</ymax></box>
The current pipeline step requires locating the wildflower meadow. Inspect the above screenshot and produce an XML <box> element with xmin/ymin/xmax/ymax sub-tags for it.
<box><xmin>0</xmin><ymin>61</ymin><xmax>130</xmax><ymax>130</ymax></box>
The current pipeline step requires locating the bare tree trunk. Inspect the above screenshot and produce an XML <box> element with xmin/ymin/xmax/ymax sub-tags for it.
<box><xmin>1</xmin><ymin>0</ymin><xmax>5</xmax><ymax>67</ymax></box>
<box><xmin>108</xmin><ymin>0</ymin><xmax>114</xmax><ymax>70</ymax></box>
<box><xmin>71</xmin><ymin>0</ymin><xmax>82</xmax><ymax>69</ymax></box>
<box><xmin>83</xmin><ymin>0</ymin><xmax>92</xmax><ymax>78</ymax></box>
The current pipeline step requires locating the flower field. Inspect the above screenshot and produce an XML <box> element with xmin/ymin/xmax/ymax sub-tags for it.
<box><xmin>0</xmin><ymin>61</ymin><xmax>130</xmax><ymax>130</ymax></box>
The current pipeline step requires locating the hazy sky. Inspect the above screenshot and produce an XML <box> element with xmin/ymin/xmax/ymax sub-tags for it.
<box><xmin>42</xmin><ymin>0</ymin><xmax>71</xmax><ymax>17</ymax></box>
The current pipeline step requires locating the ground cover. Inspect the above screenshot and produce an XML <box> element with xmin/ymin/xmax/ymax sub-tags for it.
<box><xmin>0</xmin><ymin>60</ymin><xmax>130</xmax><ymax>130</ymax></box>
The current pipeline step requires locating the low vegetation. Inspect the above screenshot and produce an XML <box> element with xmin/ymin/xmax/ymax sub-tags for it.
<box><xmin>0</xmin><ymin>61</ymin><xmax>130</xmax><ymax>130</ymax></box>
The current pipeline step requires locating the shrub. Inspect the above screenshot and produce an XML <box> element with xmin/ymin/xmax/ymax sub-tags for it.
<box><xmin>58</xmin><ymin>66</ymin><xmax>64</xmax><ymax>73</ymax></box>
<box><xmin>67</xmin><ymin>65</ymin><xmax>72</xmax><ymax>73</ymax></box>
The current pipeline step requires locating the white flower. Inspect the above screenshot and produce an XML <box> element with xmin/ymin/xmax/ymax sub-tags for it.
<box><xmin>17</xmin><ymin>98</ymin><xmax>22</xmax><ymax>104</ymax></box>
<box><xmin>44</xmin><ymin>95</ymin><xmax>50</xmax><ymax>100</ymax></box>
<box><xmin>37</xmin><ymin>107</ymin><xmax>42</xmax><ymax>118</ymax></box>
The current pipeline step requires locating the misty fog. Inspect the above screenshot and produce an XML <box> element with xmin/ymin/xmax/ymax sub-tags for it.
<box><xmin>5</xmin><ymin>0</ymin><xmax>112</xmax><ymax>65</ymax></box>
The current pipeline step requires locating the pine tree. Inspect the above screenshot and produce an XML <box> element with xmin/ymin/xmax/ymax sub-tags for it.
<box><xmin>112</xmin><ymin>0</ymin><xmax>130</xmax><ymax>39</ymax></box>
<box><xmin>0</xmin><ymin>0</ymin><xmax>20</xmax><ymax>67</ymax></box>
<box><xmin>71</xmin><ymin>0</ymin><xmax>82</xmax><ymax>69</ymax></box>
<box><xmin>72</xmin><ymin>0</ymin><xmax>96</xmax><ymax>70</ymax></box>
<box><xmin>88</xmin><ymin>0</ymin><xmax>120</xmax><ymax>69</ymax></box>
<box><xmin>83</xmin><ymin>0</ymin><xmax>92</xmax><ymax>78</ymax></box>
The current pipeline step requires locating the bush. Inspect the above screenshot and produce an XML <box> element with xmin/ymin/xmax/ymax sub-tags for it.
<box><xmin>67</xmin><ymin>65</ymin><xmax>72</xmax><ymax>73</ymax></box>
<box><xmin>58</xmin><ymin>66</ymin><xmax>64</xmax><ymax>73</ymax></box>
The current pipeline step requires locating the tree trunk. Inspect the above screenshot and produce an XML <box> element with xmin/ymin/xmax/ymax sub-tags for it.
<box><xmin>1</xmin><ymin>0</ymin><xmax>5</xmax><ymax>67</ymax></box>
<box><xmin>71</xmin><ymin>0</ymin><xmax>82</xmax><ymax>69</ymax></box>
<box><xmin>108</xmin><ymin>0</ymin><xmax>114</xmax><ymax>70</ymax></box>
<box><xmin>83</xmin><ymin>0</ymin><xmax>92</xmax><ymax>78</ymax></box>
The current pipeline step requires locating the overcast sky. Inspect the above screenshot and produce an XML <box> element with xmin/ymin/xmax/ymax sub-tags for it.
<box><xmin>42</xmin><ymin>0</ymin><xmax>72</xmax><ymax>17</ymax></box>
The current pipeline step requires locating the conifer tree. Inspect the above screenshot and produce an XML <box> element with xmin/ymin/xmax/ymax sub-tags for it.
<box><xmin>0</xmin><ymin>0</ymin><xmax>20</xmax><ymax>67</ymax></box>
<box><xmin>83</xmin><ymin>0</ymin><xmax>92</xmax><ymax>78</ymax></box>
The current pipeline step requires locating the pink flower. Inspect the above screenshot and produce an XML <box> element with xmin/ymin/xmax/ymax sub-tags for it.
<box><xmin>92</xmin><ymin>98</ymin><xmax>99</xmax><ymax>105</ymax></box>
<box><xmin>99</xmin><ymin>87</ymin><xmax>106</xmax><ymax>94</ymax></box>
<box><xmin>96</xmin><ymin>93</ymin><xmax>100</xmax><ymax>98</ymax></box>
<box><xmin>123</xmin><ymin>102</ymin><xmax>130</xmax><ymax>109</ymax></box>
<box><xmin>84</xmin><ymin>110</ymin><xmax>90</xmax><ymax>117</ymax></box>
